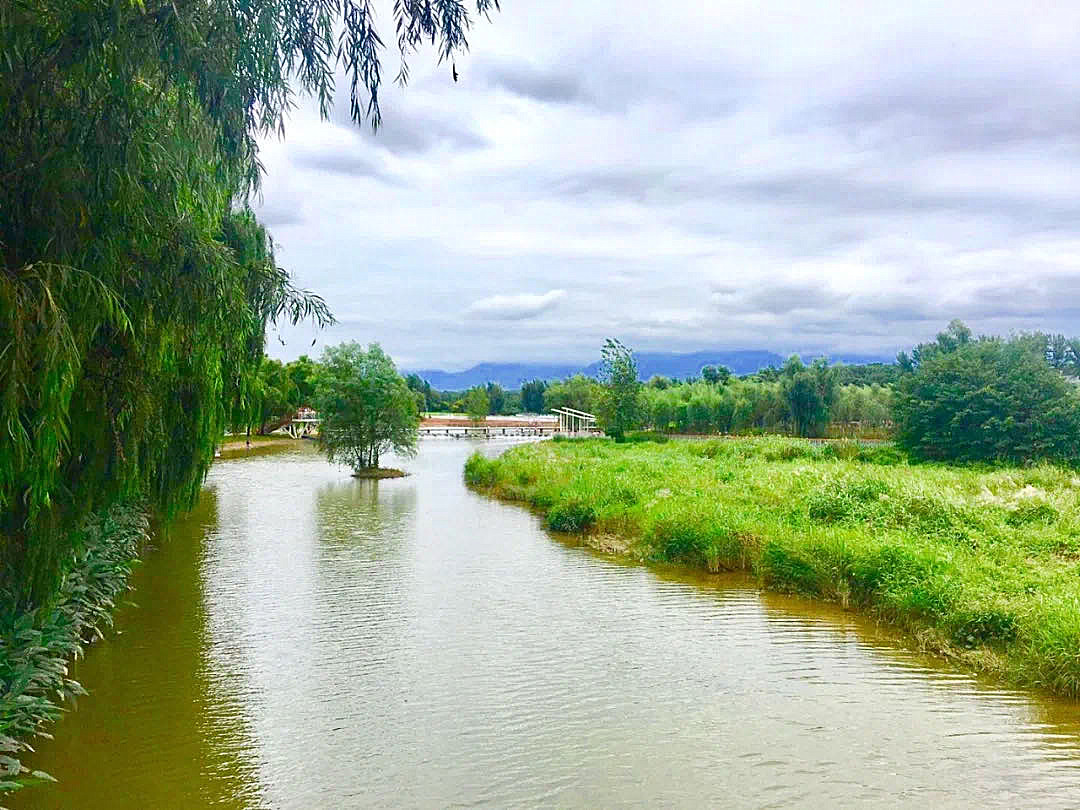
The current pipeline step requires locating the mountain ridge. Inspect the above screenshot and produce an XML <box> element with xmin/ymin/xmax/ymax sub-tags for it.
<box><xmin>407</xmin><ymin>350</ymin><xmax>894</xmax><ymax>390</ymax></box>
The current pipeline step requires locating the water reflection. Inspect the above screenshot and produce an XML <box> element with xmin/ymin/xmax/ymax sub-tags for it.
<box><xmin>17</xmin><ymin>490</ymin><xmax>264</xmax><ymax>809</ymax></box>
<box><xmin>16</xmin><ymin>440</ymin><xmax>1080</xmax><ymax>808</ymax></box>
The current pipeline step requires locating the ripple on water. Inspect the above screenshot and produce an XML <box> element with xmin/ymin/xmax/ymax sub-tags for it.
<box><xmin>14</xmin><ymin>441</ymin><xmax>1080</xmax><ymax>809</ymax></box>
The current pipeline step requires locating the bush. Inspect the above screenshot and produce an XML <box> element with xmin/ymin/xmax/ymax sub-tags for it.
<box><xmin>820</xmin><ymin>440</ymin><xmax>861</xmax><ymax>461</ymax></box>
<box><xmin>856</xmin><ymin>445</ymin><xmax>907</xmax><ymax>466</ymax></box>
<box><xmin>895</xmin><ymin>337</ymin><xmax>1080</xmax><ymax>465</ymax></box>
<box><xmin>762</xmin><ymin>442</ymin><xmax>818</xmax><ymax>462</ymax></box>
<box><xmin>547</xmin><ymin>500</ymin><xmax>596</xmax><ymax>532</ymax></box>
<box><xmin>807</xmin><ymin>478</ymin><xmax>890</xmax><ymax>523</ymax></box>
<box><xmin>623</xmin><ymin>430</ymin><xmax>669</xmax><ymax>444</ymax></box>
<box><xmin>757</xmin><ymin>542</ymin><xmax>822</xmax><ymax>595</ymax></box>
<box><xmin>463</xmin><ymin>452</ymin><xmax>497</xmax><ymax>487</ymax></box>
<box><xmin>1005</xmin><ymin>501</ymin><xmax>1058</xmax><ymax>526</ymax></box>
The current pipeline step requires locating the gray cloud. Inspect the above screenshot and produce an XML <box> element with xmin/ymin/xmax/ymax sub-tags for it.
<box><xmin>257</xmin><ymin>0</ymin><xmax>1080</xmax><ymax>368</ymax></box>
<box><xmin>289</xmin><ymin>145</ymin><xmax>391</xmax><ymax>180</ymax></box>
<box><xmin>478</xmin><ymin>58</ymin><xmax>589</xmax><ymax>104</ymax></box>
<box><xmin>330</xmin><ymin>92</ymin><xmax>488</xmax><ymax>155</ymax></box>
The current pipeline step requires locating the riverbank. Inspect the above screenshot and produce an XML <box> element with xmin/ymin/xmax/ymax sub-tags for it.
<box><xmin>218</xmin><ymin>435</ymin><xmax>304</xmax><ymax>453</ymax></box>
<box><xmin>466</xmin><ymin>437</ymin><xmax>1080</xmax><ymax>698</ymax></box>
<box><xmin>0</xmin><ymin>504</ymin><xmax>149</xmax><ymax>795</ymax></box>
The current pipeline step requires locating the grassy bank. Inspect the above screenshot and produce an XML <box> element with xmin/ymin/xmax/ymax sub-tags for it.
<box><xmin>465</xmin><ymin>438</ymin><xmax>1080</xmax><ymax>697</ymax></box>
<box><xmin>0</xmin><ymin>505</ymin><xmax>149</xmax><ymax>795</ymax></box>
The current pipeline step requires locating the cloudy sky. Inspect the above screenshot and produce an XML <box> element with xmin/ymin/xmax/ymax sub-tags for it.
<box><xmin>258</xmin><ymin>0</ymin><xmax>1080</xmax><ymax>370</ymax></box>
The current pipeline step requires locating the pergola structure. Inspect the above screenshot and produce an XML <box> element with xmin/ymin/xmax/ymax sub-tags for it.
<box><xmin>551</xmin><ymin>407</ymin><xmax>597</xmax><ymax>435</ymax></box>
<box><xmin>280</xmin><ymin>407</ymin><xmax>321</xmax><ymax>439</ymax></box>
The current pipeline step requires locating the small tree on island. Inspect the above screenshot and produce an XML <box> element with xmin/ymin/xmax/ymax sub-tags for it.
<box><xmin>465</xmin><ymin>387</ymin><xmax>490</xmax><ymax>425</ymax></box>
<box><xmin>313</xmin><ymin>342</ymin><xmax>419</xmax><ymax>475</ymax></box>
<box><xmin>598</xmin><ymin>338</ymin><xmax>643</xmax><ymax>441</ymax></box>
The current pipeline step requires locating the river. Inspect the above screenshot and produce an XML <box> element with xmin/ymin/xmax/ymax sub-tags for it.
<box><xmin>16</xmin><ymin>440</ymin><xmax>1080</xmax><ymax>807</ymax></box>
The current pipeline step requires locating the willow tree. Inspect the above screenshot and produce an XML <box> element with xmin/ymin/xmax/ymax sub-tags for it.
<box><xmin>598</xmin><ymin>338</ymin><xmax>642</xmax><ymax>441</ymax></box>
<box><xmin>314</xmin><ymin>343</ymin><xmax>419</xmax><ymax>473</ymax></box>
<box><xmin>1</xmin><ymin>0</ymin><xmax>501</xmax><ymax>605</ymax></box>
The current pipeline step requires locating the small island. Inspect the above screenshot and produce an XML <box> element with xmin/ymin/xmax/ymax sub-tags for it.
<box><xmin>313</xmin><ymin>342</ymin><xmax>419</xmax><ymax>479</ymax></box>
<box><xmin>351</xmin><ymin>467</ymin><xmax>407</xmax><ymax>479</ymax></box>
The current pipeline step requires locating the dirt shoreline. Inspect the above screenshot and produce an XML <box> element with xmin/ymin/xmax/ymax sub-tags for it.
<box><xmin>218</xmin><ymin>437</ymin><xmax>304</xmax><ymax>453</ymax></box>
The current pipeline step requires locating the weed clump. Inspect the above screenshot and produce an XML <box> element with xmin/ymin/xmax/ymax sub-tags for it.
<box><xmin>547</xmin><ymin>500</ymin><xmax>596</xmax><ymax>533</ymax></box>
<box><xmin>463</xmin><ymin>452</ymin><xmax>497</xmax><ymax>487</ymax></box>
<box><xmin>623</xmin><ymin>430</ymin><xmax>669</xmax><ymax>444</ymax></box>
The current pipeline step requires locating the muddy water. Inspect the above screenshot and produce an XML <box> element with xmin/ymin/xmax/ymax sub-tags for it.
<box><xmin>16</xmin><ymin>440</ymin><xmax>1080</xmax><ymax>808</ymax></box>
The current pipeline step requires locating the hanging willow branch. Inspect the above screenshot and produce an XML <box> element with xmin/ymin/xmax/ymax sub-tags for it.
<box><xmin>1</xmin><ymin>0</ymin><xmax>501</xmax><ymax>605</ymax></box>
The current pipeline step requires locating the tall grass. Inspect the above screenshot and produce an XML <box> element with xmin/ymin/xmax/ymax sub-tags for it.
<box><xmin>0</xmin><ymin>504</ymin><xmax>148</xmax><ymax>795</ymax></box>
<box><xmin>465</xmin><ymin>438</ymin><xmax>1080</xmax><ymax>697</ymax></box>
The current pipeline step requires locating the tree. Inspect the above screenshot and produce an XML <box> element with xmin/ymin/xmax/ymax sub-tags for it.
<box><xmin>545</xmin><ymin>375</ymin><xmax>603</xmax><ymax>414</ymax></box>
<box><xmin>465</xmin><ymin>387</ymin><xmax>490</xmax><ymax>424</ymax></box>
<box><xmin>897</xmin><ymin>319</ymin><xmax>973</xmax><ymax>373</ymax></box>
<box><xmin>780</xmin><ymin>356</ymin><xmax>835</xmax><ymax>437</ymax></box>
<box><xmin>314</xmin><ymin>343</ymin><xmax>419</xmax><ymax>473</ymax></box>
<box><xmin>597</xmin><ymin>338</ymin><xmax>643</xmax><ymax>441</ymax></box>
<box><xmin>2</xmin><ymin>0</ymin><xmax>500</xmax><ymax>603</ymax></box>
<box><xmin>405</xmin><ymin>373</ymin><xmax>440</xmax><ymax>412</ymax></box>
<box><xmin>486</xmin><ymin>382</ymin><xmax>507</xmax><ymax>415</ymax></box>
<box><xmin>287</xmin><ymin>355</ymin><xmax>320</xmax><ymax>406</ymax></box>
<box><xmin>894</xmin><ymin>337</ymin><xmax>1080</xmax><ymax>464</ymax></box>
<box><xmin>701</xmin><ymin>365</ymin><xmax>731</xmax><ymax>385</ymax></box>
<box><xmin>521</xmin><ymin>379</ymin><xmax>547</xmax><ymax>413</ymax></box>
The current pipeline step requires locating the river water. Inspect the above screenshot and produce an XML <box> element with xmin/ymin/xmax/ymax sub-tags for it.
<box><xmin>16</xmin><ymin>440</ymin><xmax>1080</xmax><ymax>808</ymax></box>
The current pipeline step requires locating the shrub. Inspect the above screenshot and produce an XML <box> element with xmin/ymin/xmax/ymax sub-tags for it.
<box><xmin>624</xmin><ymin>430</ymin><xmax>668</xmax><ymax>444</ymax></box>
<box><xmin>895</xmin><ymin>336</ymin><xmax>1080</xmax><ymax>465</ymax></box>
<box><xmin>856</xmin><ymin>445</ymin><xmax>907</xmax><ymax>466</ymax></box>
<box><xmin>821</xmin><ymin>440</ymin><xmax>861</xmax><ymax>461</ymax></box>
<box><xmin>463</xmin><ymin>452</ymin><xmax>497</xmax><ymax>487</ymax></box>
<box><xmin>1005</xmin><ymin>501</ymin><xmax>1058</xmax><ymax>526</ymax></box>
<box><xmin>757</xmin><ymin>542</ymin><xmax>822</xmax><ymax>595</ymax></box>
<box><xmin>762</xmin><ymin>442</ymin><xmax>818</xmax><ymax>462</ymax></box>
<box><xmin>807</xmin><ymin>477</ymin><xmax>889</xmax><ymax>523</ymax></box>
<box><xmin>547</xmin><ymin>500</ymin><xmax>596</xmax><ymax>533</ymax></box>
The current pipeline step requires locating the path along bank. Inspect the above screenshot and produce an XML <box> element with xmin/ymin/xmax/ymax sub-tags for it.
<box><xmin>466</xmin><ymin>437</ymin><xmax>1080</xmax><ymax>698</ymax></box>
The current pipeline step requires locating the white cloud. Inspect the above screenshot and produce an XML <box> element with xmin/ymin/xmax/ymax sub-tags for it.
<box><xmin>255</xmin><ymin>0</ymin><xmax>1080</xmax><ymax>368</ymax></box>
<box><xmin>466</xmin><ymin>289</ymin><xmax>567</xmax><ymax>320</ymax></box>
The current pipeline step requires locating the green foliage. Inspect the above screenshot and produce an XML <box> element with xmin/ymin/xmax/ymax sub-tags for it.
<box><xmin>701</xmin><ymin>365</ymin><xmax>731</xmax><ymax>385</ymax></box>
<box><xmin>463</xmin><ymin>452</ymin><xmax>498</xmax><ymax>487</ymax></box>
<box><xmin>464</xmin><ymin>387</ymin><xmax>490</xmax><ymax>423</ymax></box>
<box><xmin>545</xmin><ymin>374</ymin><xmax>604</xmax><ymax>415</ymax></box>
<box><xmin>469</xmin><ymin>437</ymin><xmax>1080</xmax><ymax>696</ymax></box>
<box><xmin>780</xmin><ymin>356</ymin><xmax>836</xmax><ymax>438</ymax></box>
<box><xmin>485</xmin><ymin>382</ymin><xmax>507</xmax><ymax>415</ymax></box>
<box><xmin>0</xmin><ymin>504</ymin><xmax>148</xmax><ymax>793</ymax></box>
<box><xmin>895</xmin><ymin>336</ymin><xmax>1080</xmax><ymax>464</ymax></box>
<box><xmin>546</xmin><ymin>500</ymin><xmax>596</xmax><ymax>533</ymax></box>
<box><xmin>623</xmin><ymin>430</ymin><xmax>669</xmax><ymax>443</ymax></box>
<box><xmin>520</xmin><ymin>379</ymin><xmax>547</xmax><ymax>413</ymax></box>
<box><xmin>1</xmin><ymin>0</ymin><xmax>501</xmax><ymax>604</ymax></box>
<box><xmin>314</xmin><ymin>343</ymin><xmax>419</xmax><ymax>472</ymax></box>
<box><xmin>597</xmin><ymin>338</ymin><xmax>643</xmax><ymax>441</ymax></box>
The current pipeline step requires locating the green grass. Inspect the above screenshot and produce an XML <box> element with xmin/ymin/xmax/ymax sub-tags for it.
<box><xmin>465</xmin><ymin>437</ymin><xmax>1080</xmax><ymax>698</ymax></box>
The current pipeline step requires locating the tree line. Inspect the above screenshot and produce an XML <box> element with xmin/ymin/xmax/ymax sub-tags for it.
<box><xmin>590</xmin><ymin>322</ymin><xmax>1080</xmax><ymax>466</ymax></box>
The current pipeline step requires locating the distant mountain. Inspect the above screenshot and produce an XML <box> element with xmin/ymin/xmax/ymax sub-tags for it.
<box><xmin>407</xmin><ymin>350</ymin><xmax>894</xmax><ymax>390</ymax></box>
<box><xmin>408</xmin><ymin>363</ymin><xmax>583</xmax><ymax>391</ymax></box>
